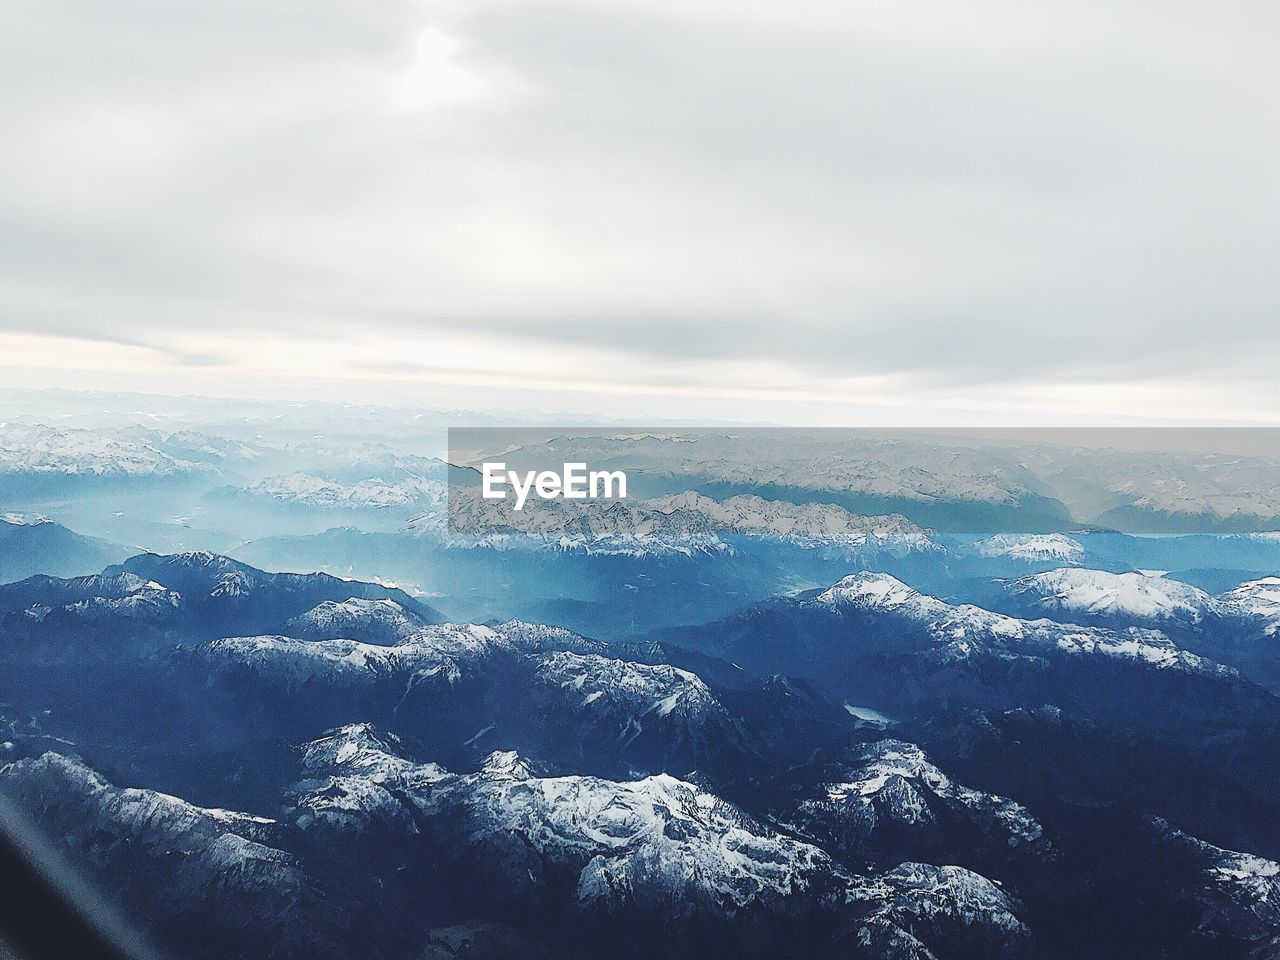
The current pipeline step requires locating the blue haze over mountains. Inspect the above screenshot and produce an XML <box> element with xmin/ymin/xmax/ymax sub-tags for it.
<box><xmin>4</xmin><ymin>394</ymin><xmax>1280</xmax><ymax>958</ymax></box>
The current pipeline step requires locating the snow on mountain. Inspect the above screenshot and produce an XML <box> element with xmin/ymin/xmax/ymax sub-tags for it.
<box><xmin>199</xmin><ymin>622</ymin><xmax>519</xmax><ymax>690</ymax></box>
<box><xmin>287</xmin><ymin>729</ymin><xmax>1028</xmax><ymax>951</ymax></box>
<box><xmin>210</xmin><ymin>568</ymin><xmax>254</xmax><ymax>597</ymax></box>
<box><xmin>1158</xmin><ymin>822</ymin><xmax>1280</xmax><ymax>947</ymax></box>
<box><xmin>299</xmin><ymin>723</ymin><xmax>447</xmax><ymax>785</ymax></box>
<box><xmin>998</xmin><ymin>569</ymin><xmax>1280</xmax><ymax>649</ymax></box>
<box><xmin>811</xmin><ymin>572</ymin><xmax>1225</xmax><ymax>674</ymax></box>
<box><xmin>290</xmin><ymin>731</ymin><xmax>842</xmax><ymax>915</ymax></box>
<box><xmin>851</xmin><ymin>862</ymin><xmax>1029</xmax><ymax>958</ymax></box>
<box><xmin>529</xmin><ymin>651</ymin><xmax>746</xmax><ymax>764</ymax></box>
<box><xmin>815</xmin><ymin>572</ymin><xmax>959</xmax><ymax>619</ymax></box>
<box><xmin>286</xmin><ymin>597</ymin><xmax>431</xmax><ymax>644</ymax></box>
<box><xmin>300</xmin><ymin>723</ymin><xmax>414</xmax><ymax>775</ymax></box>
<box><xmin>56</xmin><ymin>581</ymin><xmax>183</xmax><ymax>622</ymax></box>
<box><xmin>121</xmin><ymin>550</ymin><xmax>250</xmax><ymax>589</ymax></box>
<box><xmin>562</xmin><ymin>773</ymin><xmax>838</xmax><ymax>916</ymax></box>
<box><xmin>1218</xmin><ymin>577</ymin><xmax>1280</xmax><ymax>636</ymax></box>
<box><xmin>201</xmin><ymin>634</ymin><xmax>413</xmax><ymax>686</ymax></box>
<box><xmin>0</xmin><ymin>570</ymin><xmax>154</xmax><ymax>608</ymax></box>
<box><xmin>435</xmin><ymin>489</ymin><xmax>938</xmax><ymax>557</ymax></box>
<box><xmin>0</xmin><ymin>553</ymin><xmax>435</xmax><ymax>643</ymax></box>
<box><xmin>139</xmin><ymin>427</ymin><xmax>264</xmax><ymax>465</ymax></box>
<box><xmin>1</xmin><ymin>570</ymin><xmax>182</xmax><ymax>625</ymax></box>
<box><xmin>1093</xmin><ymin>451</ymin><xmax>1280</xmax><ymax>523</ymax></box>
<box><xmin>491</xmin><ymin>433</ymin><xmax>1036</xmax><ymax>506</ymax></box>
<box><xmin>197</xmin><ymin>621</ymin><xmax>602</xmax><ymax>690</ymax></box>
<box><xmin>1006</xmin><ymin>569</ymin><xmax>1219</xmax><ymax>623</ymax></box>
<box><xmin>456</xmin><ymin>750</ymin><xmax>834</xmax><ymax>914</ymax></box>
<box><xmin>1</xmin><ymin>513</ymin><xmax>50</xmax><ymax>526</ymax></box>
<box><xmin>469</xmin><ymin>431</ymin><xmax>1280</xmax><ymax>532</ymax></box>
<box><xmin>199</xmin><ymin>623</ymin><xmax>749</xmax><ymax>774</ymax></box>
<box><xmin>488</xmin><ymin>619</ymin><xmax>611</xmax><ymax>655</ymax></box>
<box><xmin>124</xmin><ymin>551</ymin><xmax>431</xmax><ymax>618</ymax></box>
<box><xmin>973</xmin><ymin>533</ymin><xmax>1085</xmax><ymax>564</ymax></box>
<box><xmin>787</xmin><ymin>740</ymin><xmax>1046</xmax><ymax>857</ymax></box>
<box><xmin>436</xmin><ymin>491</ymin><xmax>728</xmax><ymax>556</ymax></box>
<box><xmin>236</xmin><ymin>472</ymin><xmax>447</xmax><ymax>511</ymax></box>
<box><xmin>291</xmin><ymin>724</ymin><xmax>450</xmax><ymax>833</ymax></box>
<box><xmin>535</xmin><ymin>651</ymin><xmax>724</xmax><ymax>724</ymax></box>
<box><xmin>0</xmin><ymin>751</ymin><xmax>274</xmax><ymax>842</ymax></box>
<box><xmin>458</xmin><ymin>755</ymin><xmax>1030</xmax><ymax>952</ymax></box>
<box><xmin>647</xmin><ymin>493</ymin><xmax>941</xmax><ymax>552</ymax></box>
<box><xmin>0</xmin><ymin>423</ymin><xmax>208</xmax><ymax>477</ymax></box>
<box><xmin>0</xmin><ymin>751</ymin><xmax>358</xmax><ymax>958</ymax></box>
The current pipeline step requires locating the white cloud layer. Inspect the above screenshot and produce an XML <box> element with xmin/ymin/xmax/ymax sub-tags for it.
<box><xmin>1</xmin><ymin>0</ymin><xmax>1277</xmax><ymax>423</ymax></box>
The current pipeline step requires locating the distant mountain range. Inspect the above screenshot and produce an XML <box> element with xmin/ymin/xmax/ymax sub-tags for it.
<box><xmin>7</xmin><ymin>420</ymin><xmax>1280</xmax><ymax>535</ymax></box>
<box><xmin>455</xmin><ymin>430</ymin><xmax>1280</xmax><ymax>533</ymax></box>
<box><xmin>434</xmin><ymin>489</ymin><xmax>940</xmax><ymax>557</ymax></box>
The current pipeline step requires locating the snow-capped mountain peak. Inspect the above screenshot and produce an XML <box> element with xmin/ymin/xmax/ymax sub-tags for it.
<box><xmin>286</xmin><ymin>597</ymin><xmax>429</xmax><ymax>644</ymax></box>
<box><xmin>788</xmin><ymin>739</ymin><xmax>1047</xmax><ymax>856</ymax></box>
<box><xmin>1008</xmin><ymin>568</ymin><xmax>1217</xmax><ymax>623</ymax></box>
<box><xmin>479</xmin><ymin>749</ymin><xmax>541</xmax><ymax>781</ymax></box>
<box><xmin>973</xmin><ymin>533</ymin><xmax>1085</xmax><ymax>564</ymax></box>
<box><xmin>1218</xmin><ymin>577</ymin><xmax>1280</xmax><ymax>635</ymax></box>
<box><xmin>813</xmin><ymin>572</ymin><xmax>943</xmax><ymax>613</ymax></box>
<box><xmin>802</xmin><ymin>570</ymin><xmax>1227</xmax><ymax>675</ymax></box>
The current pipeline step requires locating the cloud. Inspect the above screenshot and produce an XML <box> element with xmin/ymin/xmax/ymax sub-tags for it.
<box><xmin>0</xmin><ymin>0</ymin><xmax>1277</xmax><ymax>421</ymax></box>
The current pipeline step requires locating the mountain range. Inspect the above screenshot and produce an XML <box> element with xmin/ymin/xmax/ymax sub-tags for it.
<box><xmin>4</xmin><ymin>551</ymin><xmax>1280</xmax><ymax>958</ymax></box>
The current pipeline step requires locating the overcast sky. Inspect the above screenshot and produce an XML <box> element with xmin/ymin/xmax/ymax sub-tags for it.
<box><xmin>1</xmin><ymin>0</ymin><xmax>1277</xmax><ymax>424</ymax></box>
